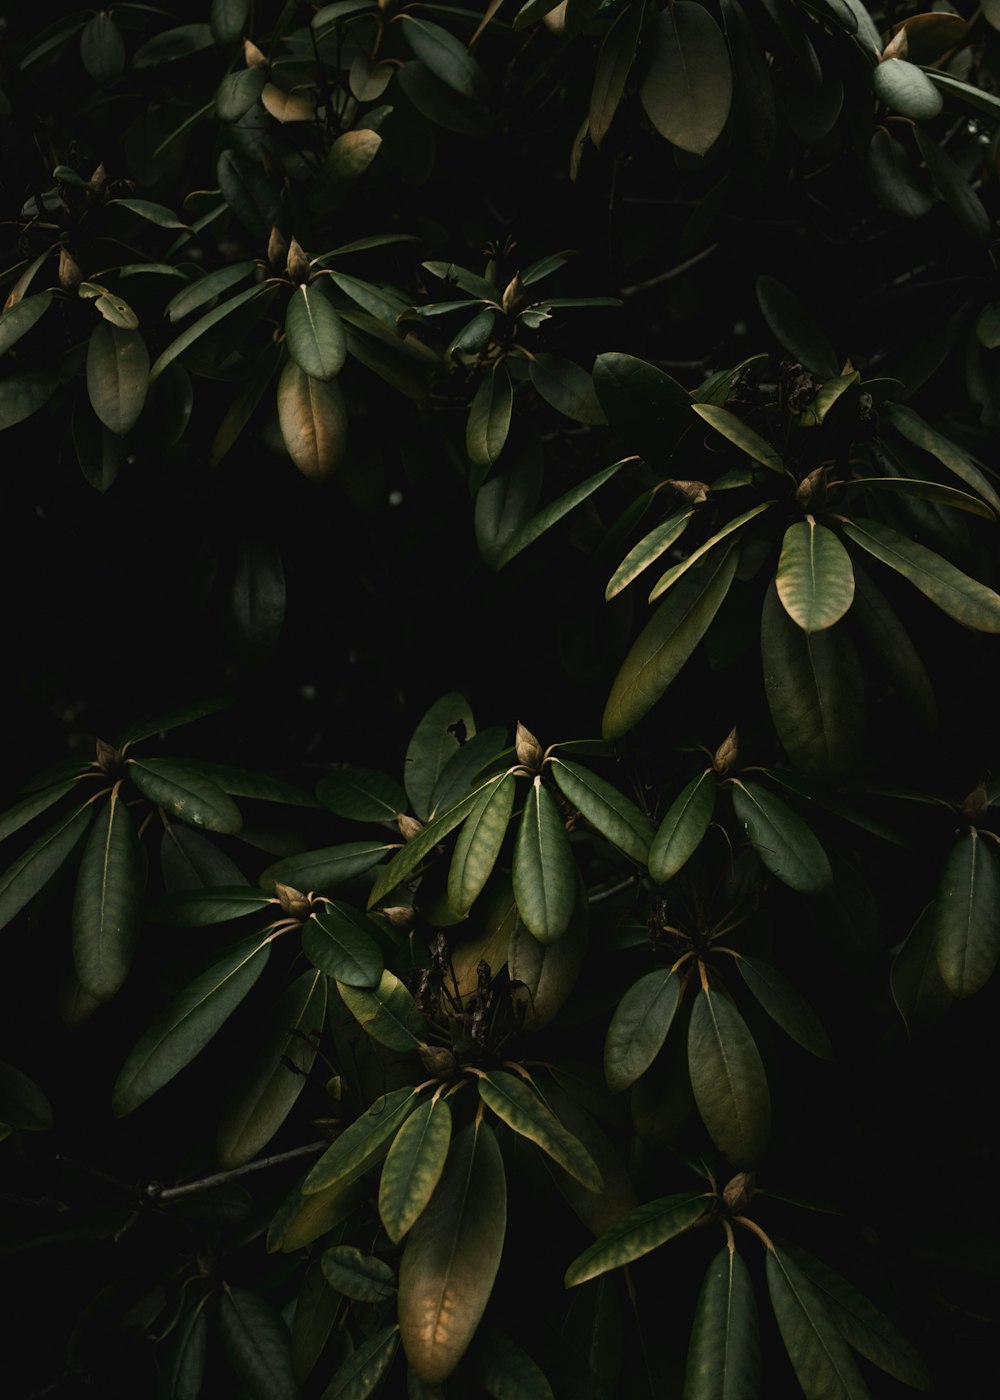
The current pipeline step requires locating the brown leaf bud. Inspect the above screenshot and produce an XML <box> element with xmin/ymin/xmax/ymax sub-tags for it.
<box><xmin>961</xmin><ymin>782</ymin><xmax>989</xmax><ymax>825</ymax></box>
<box><xmin>285</xmin><ymin>237</ymin><xmax>311</xmax><ymax>284</ymax></box>
<box><xmin>378</xmin><ymin>905</ymin><xmax>415</xmax><ymax>931</ymax></box>
<box><xmin>515</xmin><ymin>721</ymin><xmax>544</xmax><ymax>771</ymax></box>
<box><xmin>95</xmin><ymin>738</ymin><xmax>123</xmax><ymax>775</ymax></box>
<box><xmin>243</xmin><ymin>38</ymin><xmax>268</xmax><ymax>71</ymax></box>
<box><xmin>795</xmin><ymin>466</ymin><xmax>828</xmax><ymax>512</ymax></box>
<box><xmin>713</xmin><ymin>727</ymin><xmax>738</xmax><ymax>776</ymax></box>
<box><xmin>88</xmin><ymin>163</ymin><xmax>107</xmax><ymax>193</ymax></box>
<box><xmin>419</xmin><ymin>1046</ymin><xmax>458</xmax><ymax>1079</ymax></box>
<box><xmin>267</xmin><ymin>226</ymin><xmax>288</xmax><ymax>270</ymax></box>
<box><xmin>882</xmin><ymin>28</ymin><xmax>908</xmax><ymax>61</ymax></box>
<box><xmin>273</xmin><ymin>882</ymin><xmax>312</xmax><ymax>918</ymax></box>
<box><xmin>664</xmin><ymin>479</ymin><xmax>710</xmax><ymax>505</ymax></box>
<box><xmin>722</xmin><ymin>1171</ymin><xmax>756</xmax><ymax>1214</ymax></box>
<box><xmin>397</xmin><ymin>813</ymin><xmax>423</xmax><ymax>841</ymax></box>
<box><xmin>501</xmin><ymin>272</ymin><xmax>527</xmax><ymax>317</ymax></box>
<box><xmin>58</xmin><ymin>247</ymin><xmax>82</xmax><ymax>291</ymax></box>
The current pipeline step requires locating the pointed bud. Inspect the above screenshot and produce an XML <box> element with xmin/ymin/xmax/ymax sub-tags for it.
<box><xmin>95</xmin><ymin>739</ymin><xmax>123</xmax><ymax>775</ymax></box>
<box><xmin>88</xmin><ymin>163</ymin><xmax>107</xmax><ymax>194</ymax></box>
<box><xmin>378</xmin><ymin>905</ymin><xmax>415</xmax><ymax>931</ymax></box>
<box><xmin>665</xmin><ymin>479</ymin><xmax>710</xmax><ymax>505</ymax></box>
<box><xmin>274</xmin><ymin>882</ymin><xmax>312</xmax><ymax>918</ymax></box>
<box><xmin>324</xmin><ymin>1074</ymin><xmax>342</xmax><ymax>1104</ymax></box>
<box><xmin>795</xmin><ymin>466</ymin><xmax>828</xmax><ymax>512</ymax></box>
<box><xmin>515</xmin><ymin>722</ymin><xmax>544</xmax><ymax>771</ymax></box>
<box><xmin>419</xmin><ymin>1046</ymin><xmax>458</xmax><ymax>1079</ymax></box>
<box><xmin>713</xmin><ymin>727</ymin><xmax>738</xmax><ymax>776</ymax></box>
<box><xmin>722</xmin><ymin>1172</ymin><xmax>756</xmax><ymax>1214</ymax></box>
<box><xmin>881</xmin><ymin>28</ymin><xmax>908</xmax><ymax>61</ymax></box>
<box><xmin>397</xmin><ymin>813</ymin><xmax>423</xmax><ymax>841</ymax></box>
<box><xmin>285</xmin><ymin>237</ymin><xmax>311</xmax><ymax>284</ymax></box>
<box><xmin>267</xmin><ymin>225</ymin><xmax>288</xmax><ymax>269</ymax></box>
<box><xmin>58</xmin><ymin>247</ymin><xmax>81</xmax><ymax>291</ymax></box>
<box><xmin>961</xmin><ymin>782</ymin><xmax>989</xmax><ymax>825</ymax></box>
<box><xmin>501</xmin><ymin>272</ymin><xmax>527</xmax><ymax>317</ymax></box>
<box><xmin>244</xmin><ymin>37</ymin><xmax>268</xmax><ymax>71</ymax></box>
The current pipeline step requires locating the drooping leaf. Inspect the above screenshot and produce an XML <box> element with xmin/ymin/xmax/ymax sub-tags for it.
<box><xmin>765</xmin><ymin>1248</ymin><xmax>869</xmax><ymax>1400</ymax></box>
<box><xmin>604</xmin><ymin>968</ymin><xmax>682</xmax><ymax>1094</ymax></box>
<box><xmin>914</xmin><ymin>128</ymin><xmax>990</xmax><ymax>243</ymax></box>
<box><xmin>536</xmin><ymin>1081</ymin><xmax>637</xmax><ymax>1236</ymax></box>
<box><xmin>529</xmin><ymin>353</ymin><xmax>606</xmax><ymax>425</ymax></box>
<box><xmin>842</xmin><ymin>517</ymin><xmax>1000</xmax><ymax>632</ymax></box>
<box><xmin>398</xmin><ymin>1120</ymin><xmax>506</xmax><ymax>1385</ymax></box>
<box><xmin>261</xmin><ymin>841</ymin><xmax>394</xmax><ymax>894</ymax></box>
<box><xmin>0</xmin><ymin>781</ymin><xmax>77</xmax><ymax>846</ymax></box>
<box><xmin>640</xmin><ymin>3</ymin><xmax>733</xmax><ymax>156</ymax></box>
<box><xmin>304</xmin><ymin>903</ymin><xmax>384</xmax><ymax>988</ymax></box>
<box><xmin>648</xmin><ymin>771</ymin><xmax>716</xmax><ymax>884</ymax></box>
<box><xmin>477</xmin><ymin>1069</ymin><xmax>601</xmax><ymax>1190</ymax></box>
<box><xmin>217</xmin><ymin>969</ymin><xmax>327</xmax><ymax>1168</ymax></box>
<box><xmin>731</xmin><ymin>780</ymin><xmax>832</xmax><ymax>894</ymax></box>
<box><xmin>882</xmin><ymin>403</ymin><xmax>1000</xmax><ymax>512</ymax></box>
<box><xmin>761</xmin><ymin>584</ymin><xmax>863</xmax><ymax>782</ymax></box>
<box><xmin>277</xmin><ymin>360</ymin><xmax>348</xmax><ymax>481</ymax></box>
<box><xmin>405</xmin><ymin>693</ymin><xmax>476</xmax><ymax>821</ymax></box>
<box><xmin>429</xmin><ymin>726</ymin><xmax>509</xmax><ymax>817</ymax></box>
<box><xmin>605</xmin><ymin>509</ymin><xmax>695</xmax><ymax>600</ymax></box>
<box><xmin>134</xmin><ymin>23</ymin><xmax>214</xmax><ymax>68</ymax></box>
<box><xmin>322</xmin><ymin>1246</ymin><xmax>396</xmax><ymax>1303</ymax></box>
<box><xmin>776</xmin><ymin>521</ymin><xmax>855</xmax><ymax>633</ymax></box>
<box><xmin>891</xmin><ymin>904</ymin><xmax>953</xmax><ymax>1034</ymax></box>
<box><xmin>684</xmin><ymin>1246</ymin><xmax>760</xmax><ymax>1400</ymax></box>
<box><xmin>317</xmin><ymin>767</ymin><xmax>407</xmax><ymax>822</ymax></box>
<box><xmin>165</xmin><ymin>262</ymin><xmax>258</xmax><ymax>324</ymax></box>
<box><xmin>498</xmin><ymin>457</ymin><xmax>629</xmax><ymax>568</ymax></box>
<box><xmin>162</xmin><ymin>1303</ymin><xmax>208</xmax><ymax>1400</ymax></box>
<box><xmin>0</xmin><ymin>1060</ymin><xmax>54</xmax><ymax>1131</ymax></box>
<box><xmin>467</xmin><ymin>361</ymin><xmax>513</xmax><ymax>473</ymax></box>
<box><xmin>929</xmin><ymin>829</ymin><xmax>1000</xmax><ymax>998</ymax></box>
<box><xmin>379</xmin><ymin>1094</ymin><xmax>453</xmax><ymax>1242</ymax></box>
<box><xmin>128</xmin><ymin>757</ymin><xmax>242</xmax><ymax>834</ymax></box>
<box><xmin>512</xmin><ymin>777</ymin><xmax>576</xmax><ymax>944</ymax></box>
<box><xmin>217</xmin><ymin>147</ymin><xmax>282</xmax><ymax>238</ymax></box>
<box><xmin>150</xmin><ymin>283</ymin><xmax>272</xmax><ymax>380</ymax></box>
<box><xmin>148</xmin><ymin>886</ymin><xmax>270</xmax><ymax>927</ymax></box>
<box><xmin>756</xmin><ymin>277</ymin><xmax>839</xmax><ymax>378</ymax></box>
<box><xmin>118</xmin><ymin>697</ymin><xmax>231</xmax><ymax>748</ymax></box>
<box><xmin>400</xmin><ymin>16</ymin><xmax>488</xmax><ymax>101</ymax></box>
<box><xmin>734</xmin><ymin>956</ymin><xmax>832</xmax><ymax>1058</ymax></box>
<box><xmin>564</xmin><ymin>1191</ymin><xmax>713</xmax><ymax>1287</ymax></box>
<box><xmin>269</xmin><ymin>1175</ymin><xmax>368</xmax><ymax>1253</ymax></box>
<box><xmin>589</xmin><ymin>0</ymin><xmax>643</xmax><ymax>148</ymax></box>
<box><xmin>866</xmin><ymin>128</ymin><xmax>933</xmax><ymax>221</ymax></box>
<box><xmin>508</xmin><ymin>878</ymin><xmax>588</xmax><ymax>1030</ymax></box>
<box><xmin>113</xmin><ymin>932</ymin><xmax>271</xmax><ymax>1115</ymax></box>
<box><xmin>0</xmin><ymin>371</ymin><xmax>57</xmax><ymax>430</ymax></box>
<box><xmin>0</xmin><ymin>292</ymin><xmax>52</xmax><ymax>356</ymax></box>
<box><xmin>323</xmin><ymin>1324</ymin><xmax>400</xmax><ymax>1399</ymax></box>
<box><xmin>475</xmin><ymin>438</ymin><xmax>544</xmax><ymax>570</ymax></box>
<box><xmin>688</xmin><ymin>982</ymin><xmax>770</xmax><ymax>1167</ymax></box>
<box><xmin>647</xmin><ymin>505</ymin><xmax>771</xmax><ymax>603</ymax></box>
<box><xmin>219</xmin><ymin>1286</ymin><xmax>299</xmax><ymax>1400</ymax></box>
<box><xmin>550</xmin><ymin>758</ymin><xmax>655</xmax><ymax>862</ymax></box>
<box><xmin>72</xmin><ymin>789</ymin><xmax>144</xmax><ymax>1002</ymax></box>
<box><xmin>0</xmin><ymin>802</ymin><xmax>94</xmax><ymax>934</ymax></box>
<box><xmin>448</xmin><ymin>771</ymin><xmax>515</xmax><ymax>914</ymax></box>
<box><xmin>338</xmin><ymin>968</ymin><xmax>429</xmax><ymax>1051</ymax></box>
<box><xmin>285</xmin><ymin>284</ymin><xmax>347</xmax><ymax>382</ymax></box>
<box><xmin>603</xmin><ymin>544</ymin><xmax>740</xmax><ymax>740</ymax></box>
<box><xmin>367</xmin><ymin>781</ymin><xmax>494</xmax><ymax>908</ymax></box>
<box><xmin>692</xmin><ymin>403</ymin><xmax>783</xmax><ymax>473</ymax></box>
<box><xmin>303</xmin><ymin>1087</ymin><xmax>425</xmax><ymax>1195</ymax></box>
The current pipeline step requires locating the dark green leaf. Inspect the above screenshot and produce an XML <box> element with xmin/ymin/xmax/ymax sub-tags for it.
<box><xmin>529</xmin><ymin>353</ymin><xmax>606</xmax><ymax>425</ymax></box>
<box><xmin>688</xmin><ymin>983</ymin><xmax>770</xmax><ymax>1167</ymax></box>
<box><xmin>430</xmin><ymin>726</ymin><xmax>509</xmax><ymax>816</ymax></box>
<box><xmin>684</xmin><ymin>1247</ymin><xmax>760</xmax><ymax>1400</ymax></box>
<box><xmin>872</xmin><ymin>59</ymin><xmax>942</xmax><ymax>120</ymax></box>
<box><xmin>338</xmin><ymin>968</ymin><xmax>429</xmax><ymax>1051</ymax></box>
<box><xmin>217</xmin><ymin>68</ymin><xmax>266</xmax><ymax>122</ymax></box>
<box><xmin>472</xmin><ymin>1326</ymin><xmax>555</xmax><ymax>1399</ymax></box>
<box><xmin>692</xmin><ymin>404</ymin><xmax>783</xmax><ymax>472</ymax></box>
<box><xmin>303</xmin><ymin>1087</ymin><xmax>424</xmax><ymax>1195</ymax></box>
<box><xmin>80</xmin><ymin>12</ymin><xmax>125</xmax><ymax>82</ymax></box>
<box><xmin>512</xmin><ymin>777</ymin><xmax>576</xmax><ymax>944</ymax></box>
<box><xmin>134</xmin><ymin>24</ymin><xmax>214</xmax><ymax>69</ymax></box>
<box><xmin>0</xmin><ymin>371</ymin><xmax>57</xmax><ymax>430</ymax></box>
<box><xmin>0</xmin><ymin>802</ymin><xmax>93</xmax><ymax>934</ymax></box>
<box><xmin>882</xmin><ymin>403</ymin><xmax>1000</xmax><ymax>512</ymax></box>
<box><xmin>317</xmin><ymin>767</ymin><xmax>407</xmax><ymax>822</ymax></box>
<box><xmin>448</xmin><ymin>771</ymin><xmax>515</xmax><ymax>913</ymax></box>
<box><xmin>731</xmin><ymin>780</ymin><xmax>831</xmax><ymax>894</ymax></box>
<box><xmin>148</xmin><ymin>886</ymin><xmax>271</xmax><ymax>926</ymax></box>
<box><xmin>734</xmin><ymin>956</ymin><xmax>832</xmax><ymax>1058</ymax></box>
<box><xmin>551</xmin><ymin>758</ymin><xmax>655</xmax><ymax>862</ymax></box>
<box><xmin>640</xmin><ymin>4</ymin><xmax>733</xmax><ymax>156</ymax></box>
<box><xmin>86</xmin><ymin>322</ymin><xmax>149</xmax><ymax>437</ymax></box>
<box><xmin>322</xmin><ymin>1325</ymin><xmax>400</xmax><ymax>1399</ymax></box>
<box><xmin>914</xmin><ymin>128</ymin><xmax>990</xmax><ymax>243</ymax></box>
<box><xmin>367</xmin><ymin>781</ymin><xmax>493</xmax><ymax>907</ymax></box>
<box><xmin>765</xmin><ymin>1248</ymin><xmax>869</xmax><ymax>1400</ymax></box>
<box><xmin>467</xmin><ymin>361</ymin><xmax>513</xmax><ymax>473</ymax></box>
<box><xmin>930</xmin><ymin>829</ymin><xmax>1000</xmax><ymax>998</ymax></box>
<box><xmin>162</xmin><ymin>1303</ymin><xmax>208</xmax><ymax>1400</ymax></box>
<box><xmin>118</xmin><ymin>697</ymin><xmax>231</xmax><ymax>748</ymax></box>
<box><xmin>405</xmin><ymin>692</ymin><xmax>476</xmax><ymax>821</ymax></box>
<box><xmin>606</xmin><ymin>509</ymin><xmax>695</xmax><ymax>600</ymax></box>
<box><xmin>756</xmin><ymin>277</ymin><xmax>840</xmax><ymax>378</ymax></box>
<box><xmin>261</xmin><ymin>841</ymin><xmax>393</xmax><ymax>895</ymax></box>
<box><xmin>478</xmin><ymin>1069</ymin><xmax>601</xmax><ymax>1190</ymax></box>
<box><xmin>285</xmin><ymin>284</ymin><xmax>347</xmax><ymax>382</ymax></box>
<box><xmin>648</xmin><ymin>505</ymin><xmax>771</xmax><ymax>603</ymax></box>
<box><xmin>379</xmin><ymin>1094</ymin><xmax>453</xmax><ymax>1242</ymax></box>
<box><xmin>72</xmin><ymin>789</ymin><xmax>144</xmax><ymax>1002</ymax></box>
<box><xmin>0</xmin><ymin>1060</ymin><xmax>53</xmax><ymax>1131</ymax></box>
<box><xmin>150</xmin><ymin>283</ymin><xmax>271</xmax><ymax>380</ymax></box>
<box><xmin>0</xmin><ymin>781</ymin><xmax>76</xmax><ymax>845</ymax></box>
<box><xmin>648</xmin><ymin>771</ymin><xmax>716</xmax><ymax>883</ymax></box>
<box><xmin>866</xmin><ymin>128</ymin><xmax>933</xmax><ymax>220</ymax></box>
<box><xmin>128</xmin><ymin>757</ymin><xmax>242</xmax><ymax>834</ymax></box>
<box><xmin>165</xmin><ymin>262</ymin><xmax>258</xmax><ymax>324</ymax></box>
<box><xmin>219</xmin><ymin>1285</ymin><xmax>299</xmax><ymax>1400</ymax></box>
<box><xmin>589</xmin><ymin>0</ymin><xmax>643</xmax><ymax>148</ymax></box>
<box><xmin>776</xmin><ymin>521</ymin><xmax>855</xmax><ymax>632</ymax></box>
<box><xmin>400</xmin><ymin>16</ymin><xmax>487</xmax><ymax>101</ymax></box>
<box><xmin>277</xmin><ymin>360</ymin><xmax>348</xmax><ymax>481</ymax></box>
<box><xmin>564</xmin><ymin>1191</ymin><xmax>712</xmax><ymax>1286</ymax></box>
<box><xmin>303</xmin><ymin>903</ymin><xmax>384</xmax><ymax>988</ymax></box>
<box><xmin>891</xmin><ymin>904</ymin><xmax>953</xmax><ymax>1034</ymax></box>
<box><xmin>498</xmin><ymin>457</ymin><xmax>630</xmax><ymax>569</ymax></box>
<box><xmin>322</xmin><ymin>1245</ymin><xmax>396</xmax><ymax>1302</ymax></box>
<box><xmin>604</xmin><ymin>968</ymin><xmax>682</xmax><ymax>1093</ymax></box>
<box><xmin>0</xmin><ymin>292</ymin><xmax>52</xmax><ymax>355</ymax></box>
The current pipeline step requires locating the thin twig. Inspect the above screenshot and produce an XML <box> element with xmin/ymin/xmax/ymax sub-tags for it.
<box><xmin>146</xmin><ymin>1140</ymin><xmax>329</xmax><ymax>1202</ymax></box>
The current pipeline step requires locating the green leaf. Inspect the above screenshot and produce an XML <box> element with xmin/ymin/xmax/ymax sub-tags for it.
<box><xmin>182</xmin><ymin>761</ymin><xmax>316</xmax><ymax>808</ymax></box>
<box><xmin>379</xmin><ymin>1094</ymin><xmax>453</xmax><ymax>1242</ymax></box>
<box><xmin>475</xmin><ymin>439</ymin><xmax>544</xmax><ymax>570</ymax></box>
<box><xmin>684</xmin><ymin>1247</ymin><xmax>760</xmax><ymax>1400</ymax></box>
<box><xmin>80</xmin><ymin>12</ymin><xmax>125</xmax><ymax>81</ymax></box>
<box><xmin>212</xmin><ymin>0</ymin><xmax>250</xmax><ymax>46</ymax></box>
<box><xmin>604</xmin><ymin>968</ymin><xmax>682</xmax><ymax>1093</ymax></box>
<box><xmin>914</xmin><ymin>128</ymin><xmax>990</xmax><ymax>243</ymax></box>
<box><xmin>400</xmin><ymin>16</ymin><xmax>488</xmax><ymax>101</ymax></box>
<box><xmin>261</xmin><ymin>841</ymin><xmax>393</xmax><ymax>895</ymax></box>
<box><xmin>924</xmin><ymin>67</ymin><xmax>1000</xmax><ymax>121</ymax></box>
<box><xmin>430</xmin><ymin>726</ymin><xmax>509</xmax><ymax>817</ymax></box>
<box><xmin>498</xmin><ymin>457</ymin><xmax>630</xmax><ymax>569</ymax></box>
<box><xmin>0</xmin><ymin>292</ymin><xmax>52</xmax><ymax>356</ymax></box>
<box><xmin>648</xmin><ymin>771</ymin><xmax>716</xmax><ymax>884</ymax></box>
<box><xmin>843</xmin><ymin>474</ymin><xmax>995</xmax><ymax>520</ymax></box>
<box><xmin>303</xmin><ymin>1087</ymin><xmax>424</xmax><ymax>1195</ymax></box>
<box><xmin>467</xmin><ymin>361</ymin><xmax>513</xmax><ymax>473</ymax></box>
<box><xmin>219</xmin><ymin>1286</ymin><xmax>299</xmax><ymax>1400</ymax></box>
<box><xmin>399</xmin><ymin>1122</ymin><xmax>506</xmax><ymax>1386</ymax></box>
<box><xmin>86</xmin><ymin>322</ymin><xmax>149</xmax><ymax>437</ymax></box>
<box><xmin>269</xmin><ymin>1175</ymin><xmax>367</xmax><ymax>1253</ymax></box>
<box><xmin>367</xmin><ymin>782</ymin><xmax>493</xmax><ymax>907</ymax></box>
<box><xmin>338</xmin><ymin>968</ymin><xmax>429</xmax><ymax>1051</ymax></box>
<box><xmin>110</xmin><ymin>198</ymin><xmax>187</xmax><ymax>230</ymax></box>
<box><xmin>761</xmin><ymin>584</ymin><xmax>863</xmax><ymax>782</ymax></box>
<box><xmin>150</xmin><ymin>283</ymin><xmax>272</xmax><ymax>380</ymax></box>
<box><xmin>128</xmin><ymin>757</ymin><xmax>242</xmax><ymax>834</ymax></box>
<box><xmin>756</xmin><ymin>277</ymin><xmax>839</xmax><ymax>378</ymax></box>
<box><xmin>535</xmin><ymin>1080</ymin><xmax>636</xmax><ymax>1236</ymax></box>
<box><xmin>606</xmin><ymin>509</ymin><xmax>695</xmax><ymax>600</ymax></box>
<box><xmin>529</xmin><ymin>353</ymin><xmax>606</xmax><ymax>425</ymax></box>
<box><xmin>217</xmin><ymin>969</ymin><xmax>327</xmax><ymax>1168</ymax></box>
<box><xmin>551</xmin><ymin>759</ymin><xmax>654</xmax><ymax>862</ymax></box>
<box><xmin>0</xmin><ymin>1060</ymin><xmax>54</xmax><ymax>1131</ymax></box>
<box><xmin>882</xmin><ymin>403</ymin><xmax>1000</xmax><ymax>512</ymax></box>
<box><xmin>317</xmin><ymin>767</ymin><xmax>407</xmax><ymax>822</ymax></box>
<box><xmin>842</xmin><ymin>516</ymin><xmax>1000</xmax><ymax>632</ymax></box>
<box><xmin>648</xmin><ymin>505</ymin><xmax>771</xmax><ymax>603</ymax></box>
<box><xmin>405</xmin><ymin>692</ymin><xmax>476</xmax><ymax>821</ymax></box>
<box><xmin>508</xmin><ymin>877</ymin><xmax>588</xmax><ymax>1030</ymax></box>
<box><xmin>688</xmin><ymin>983</ymin><xmax>770</xmax><ymax>1167</ymax></box>
<box><xmin>134</xmin><ymin>23</ymin><xmax>214</xmax><ymax>69</ymax></box>
<box><xmin>847</xmin><ymin>559</ymin><xmax>935</xmax><ymax>726</ymax></box>
<box><xmin>73</xmin><ymin>402</ymin><xmax>127</xmax><ymax>491</ymax></box>
<box><xmin>303</xmin><ymin>903</ymin><xmax>384</xmax><ymax>988</ymax></box>
<box><xmin>448</xmin><ymin>772</ymin><xmax>515</xmax><ymax>914</ymax></box>
<box><xmin>162</xmin><ymin>1303</ymin><xmax>208</xmax><ymax>1400</ymax></box>
<box><xmin>603</xmin><ymin>544</ymin><xmax>740</xmax><ymax>740</ymax></box>
<box><xmin>113</xmin><ymin>932</ymin><xmax>271</xmax><ymax>1115</ymax></box>
<box><xmin>873</xmin><ymin>59</ymin><xmax>943</xmax><ymax>121</ymax></box>
<box><xmin>0</xmin><ymin>371</ymin><xmax>57</xmax><ymax>430</ymax></box>
<box><xmin>323</xmin><ymin>1324</ymin><xmax>400</xmax><ymax>1399</ymax></box>
<box><xmin>891</xmin><ymin>904</ymin><xmax>953</xmax><ymax>1034</ymax></box>
<box><xmin>118</xmin><ymin>697</ymin><xmax>231</xmax><ymax>748</ymax></box>
<box><xmin>593</xmin><ymin>352</ymin><xmax>690</xmax><ymax>447</ymax></box>
<box><xmin>72</xmin><ymin>789</ymin><xmax>144</xmax><ymax>1002</ymax></box>
<box><xmin>692</xmin><ymin>404</ymin><xmax>784</xmax><ymax>473</ymax></box>
<box><xmin>285</xmin><ymin>284</ymin><xmax>347</xmax><ymax>382</ymax></box>
<box><xmin>776</xmin><ymin>520</ymin><xmax>855</xmax><ymax>633</ymax></box>
<box><xmin>512</xmin><ymin>777</ymin><xmax>576</xmax><ymax>944</ymax></box>
<box><xmin>734</xmin><ymin>956</ymin><xmax>832</xmax><ymax>1058</ymax></box>
<box><xmin>217</xmin><ymin>67</ymin><xmax>266</xmax><ymax>122</ymax></box>
<box><xmin>165</xmin><ymin>262</ymin><xmax>258</xmax><ymax>324</ymax></box>
<box><xmin>0</xmin><ymin>802</ymin><xmax>93</xmax><ymax>934</ymax></box>
<box><xmin>471</xmin><ymin>1325</ymin><xmax>555</xmax><ymax>1399</ymax></box>
<box><xmin>929</xmin><ymin>829</ymin><xmax>1000</xmax><ymax>998</ymax></box>
<box><xmin>564</xmin><ymin>1191</ymin><xmax>712</xmax><ymax>1287</ymax></box>
<box><xmin>866</xmin><ymin>128</ymin><xmax>933</xmax><ymax>221</ymax></box>
<box><xmin>731</xmin><ymin>780</ymin><xmax>831</xmax><ymax>894</ymax></box>
<box><xmin>477</xmin><ymin>1069</ymin><xmax>601</xmax><ymax>1190</ymax></box>
<box><xmin>765</xmin><ymin>1248</ymin><xmax>869</xmax><ymax>1400</ymax></box>
<box><xmin>0</xmin><ymin>781</ymin><xmax>76</xmax><ymax>845</ymax></box>
<box><xmin>322</xmin><ymin>1245</ymin><xmax>396</xmax><ymax>1303</ymax></box>
<box><xmin>277</xmin><ymin>360</ymin><xmax>348</xmax><ymax>481</ymax></box>
<box><xmin>640</xmin><ymin>3</ymin><xmax>733</xmax><ymax>156</ymax></box>
<box><xmin>589</xmin><ymin>0</ymin><xmax>643</xmax><ymax>148</ymax></box>
<box><xmin>148</xmin><ymin>886</ymin><xmax>271</xmax><ymax>926</ymax></box>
